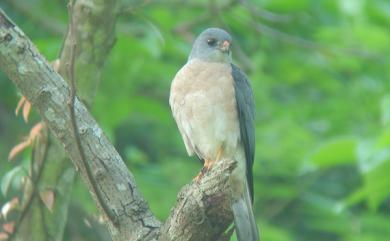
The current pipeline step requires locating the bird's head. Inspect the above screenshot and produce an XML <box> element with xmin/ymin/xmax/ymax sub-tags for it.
<box><xmin>188</xmin><ymin>28</ymin><xmax>232</xmax><ymax>63</ymax></box>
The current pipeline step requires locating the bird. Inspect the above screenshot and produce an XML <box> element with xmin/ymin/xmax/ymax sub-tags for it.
<box><xmin>169</xmin><ymin>27</ymin><xmax>259</xmax><ymax>241</ymax></box>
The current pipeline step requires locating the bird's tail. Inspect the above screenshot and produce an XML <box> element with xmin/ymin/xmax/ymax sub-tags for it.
<box><xmin>231</xmin><ymin>182</ymin><xmax>259</xmax><ymax>241</ymax></box>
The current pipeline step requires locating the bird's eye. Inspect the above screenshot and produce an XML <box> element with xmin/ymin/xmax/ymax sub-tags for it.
<box><xmin>207</xmin><ymin>38</ymin><xmax>217</xmax><ymax>46</ymax></box>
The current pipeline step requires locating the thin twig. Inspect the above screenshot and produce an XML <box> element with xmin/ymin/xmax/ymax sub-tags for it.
<box><xmin>65</xmin><ymin>0</ymin><xmax>117</xmax><ymax>226</ymax></box>
<box><xmin>8</xmin><ymin>124</ymin><xmax>49</xmax><ymax>241</ymax></box>
<box><xmin>253</xmin><ymin>22</ymin><xmax>379</xmax><ymax>59</ymax></box>
<box><xmin>4</xmin><ymin>0</ymin><xmax>65</xmax><ymax>36</ymax></box>
<box><xmin>173</xmin><ymin>0</ymin><xmax>238</xmax><ymax>41</ymax></box>
<box><xmin>240</xmin><ymin>0</ymin><xmax>294</xmax><ymax>23</ymax></box>
<box><xmin>238</xmin><ymin>2</ymin><xmax>380</xmax><ymax>59</ymax></box>
<box><xmin>119</xmin><ymin>0</ymin><xmax>152</xmax><ymax>15</ymax></box>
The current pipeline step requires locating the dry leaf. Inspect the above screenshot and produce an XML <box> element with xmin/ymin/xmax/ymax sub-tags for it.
<box><xmin>40</xmin><ymin>190</ymin><xmax>55</xmax><ymax>212</ymax></box>
<box><xmin>15</xmin><ymin>96</ymin><xmax>26</xmax><ymax>116</ymax></box>
<box><xmin>15</xmin><ymin>96</ymin><xmax>32</xmax><ymax>122</ymax></box>
<box><xmin>22</xmin><ymin>100</ymin><xmax>32</xmax><ymax>123</ymax></box>
<box><xmin>1</xmin><ymin>198</ymin><xmax>19</xmax><ymax>219</ymax></box>
<box><xmin>8</xmin><ymin>140</ymin><xmax>30</xmax><ymax>161</ymax></box>
<box><xmin>8</xmin><ymin>122</ymin><xmax>43</xmax><ymax>161</ymax></box>
<box><xmin>29</xmin><ymin>122</ymin><xmax>43</xmax><ymax>140</ymax></box>
<box><xmin>0</xmin><ymin>232</ymin><xmax>8</xmax><ymax>240</ymax></box>
<box><xmin>2</xmin><ymin>222</ymin><xmax>14</xmax><ymax>234</ymax></box>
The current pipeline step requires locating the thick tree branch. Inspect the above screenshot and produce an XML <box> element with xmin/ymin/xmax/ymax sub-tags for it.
<box><xmin>58</xmin><ymin>0</ymin><xmax>120</xmax><ymax>105</ymax></box>
<box><xmin>0</xmin><ymin>9</ymin><xmax>237</xmax><ymax>241</ymax></box>
<box><xmin>3</xmin><ymin>0</ymin><xmax>124</xmax><ymax>239</ymax></box>
<box><xmin>158</xmin><ymin>159</ymin><xmax>235</xmax><ymax>241</ymax></box>
<box><xmin>65</xmin><ymin>0</ymin><xmax>118</xmax><ymax>226</ymax></box>
<box><xmin>0</xmin><ymin>9</ymin><xmax>160</xmax><ymax>241</ymax></box>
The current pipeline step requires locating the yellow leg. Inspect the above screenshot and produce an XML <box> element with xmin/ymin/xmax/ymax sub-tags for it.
<box><xmin>193</xmin><ymin>146</ymin><xmax>224</xmax><ymax>182</ymax></box>
<box><xmin>193</xmin><ymin>159</ymin><xmax>211</xmax><ymax>182</ymax></box>
<box><xmin>215</xmin><ymin>146</ymin><xmax>223</xmax><ymax>162</ymax></box>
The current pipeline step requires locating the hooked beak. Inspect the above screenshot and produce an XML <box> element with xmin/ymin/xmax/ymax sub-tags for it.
<box><xmin>219</xmin><ymin>40</ymin><xmax>230</xmax><ymax>53</ymax></box>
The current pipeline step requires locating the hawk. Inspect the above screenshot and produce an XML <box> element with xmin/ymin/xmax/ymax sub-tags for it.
<box><xmin>169</xmin><ymin>28</ymin><xmax>259</xmax><ymax>241</ymax></box>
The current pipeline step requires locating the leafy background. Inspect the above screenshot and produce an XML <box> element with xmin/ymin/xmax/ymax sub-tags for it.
<box><xmin>1</xmin><ymin>0</ymin><xmax>390</xmax><ymax>240</ymax></box>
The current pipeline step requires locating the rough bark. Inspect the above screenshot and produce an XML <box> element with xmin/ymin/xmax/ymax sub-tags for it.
<box><xmin>158</xmin><ymin>160</ymin><xmax>235</xmax><ymax>241</ymax></box>
<box><xmin>58</xmin><ymin>0</ymin><xmax>119</xmax><ymax>105</ymax></box>
<box><xmin>0</xmin><ymin>8</ymin><xmax>236</xmax><ymax>241</ymax></box>
<box><xmin>0</xmin><ymin>9</ymin><xmax>160</xmax><ymax>241</ymax></box>
<box><xmin>5</xmin><ymin>0</ymin><xmax>122</xmax><ymax>240</ymax></box>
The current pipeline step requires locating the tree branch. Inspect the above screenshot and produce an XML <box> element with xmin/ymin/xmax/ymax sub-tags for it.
<box><xmin>158</xmin><ymin>159</ymin><xmax>235</xmax><ymax>241</ymax></box>
<box><xmin>3</xmin><ymin>0</ymin><xmax>124</xmax><ymax>239</ymax></box>
<box><xmin>65</xmin><ymin>0</ymin><xmax>118</xmax><ymax>225</ymax></box>
<box><xmin>0</xmin><ymin>8</ymin><xmax>237</xmax><ymax>241</ymax></box>
<box><xmin>0</xmin><ymin>9</ymin><xmax>160</xmax><ymax>241</ymax></box>
<box><xmin>8</xmin><ymin>124</ymin><xmax>49</xmax><ymax>241</ymax></box>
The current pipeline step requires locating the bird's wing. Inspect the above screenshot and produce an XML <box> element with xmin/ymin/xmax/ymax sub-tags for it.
<box><xmin>169</xmin><ymin>64</ymin><xmax>196</xmax><ymax>157</ymax></box>
<box><xmin>231</xmin><ymin>64</ymin><xmax>255</xmax><ymax>202</ymax></box>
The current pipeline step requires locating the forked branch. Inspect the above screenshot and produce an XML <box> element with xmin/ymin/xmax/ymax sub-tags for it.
<box><xmin>0</xmin><ymin>8</ymin><xmax>236</xmax><ymax>241</ymax></box>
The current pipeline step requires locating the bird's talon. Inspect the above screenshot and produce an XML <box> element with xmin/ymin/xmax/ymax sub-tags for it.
<box><xmin>193</xmin><ymin>165</ymin><xmax>208</xmax><ymax>182</ymax></box>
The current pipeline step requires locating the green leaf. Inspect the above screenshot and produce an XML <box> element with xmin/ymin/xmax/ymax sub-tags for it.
<box><xmin>347</xmin><ymin>139</ymin><xmax>390</xmax><ymax>210</ymax></box>
<box><xmin>1</xmin><ymin>166</ymin><xmax>25</xmax><ymax>196</ymax></box>
<box><xmin>363</xmin><ymin>159</ymin><xmax>390</xmax><ymax>210</ymax></box>
<box><xmin>376</xmin><ymin>128</ymin><xmax>390</xmax><ymax>148</ymax></box>
<box><xmin>309</xmin><ymin>137</ymin><xmax>357</xmax><ymax>168</ymax></box>
<box><xmin>260</xmin><ymin>223</ymin><xmax>294</xmax><ymax>241</ymax></box>
<box><xmin>264</xmin><ymin>0</ymin><xmax>309</xmax><ymax>12</ymax></box>
<box><xmin>380</xmin><ymin>95</ymin><xmax>390</xmax><ymax>126</ymax></box>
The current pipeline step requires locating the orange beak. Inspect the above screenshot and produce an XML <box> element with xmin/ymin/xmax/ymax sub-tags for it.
<box><xmin>220</xmin><ymin>40</ymin><xmax>230</xmax><ymax>52</ymax></box>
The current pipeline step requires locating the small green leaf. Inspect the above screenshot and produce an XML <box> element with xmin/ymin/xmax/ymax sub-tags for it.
<box><xmin>309</xmin><ymin>138</ymin><xmax>357</xmax><ymax>168</ymax></box>
<box><xmin>363</xmin><ymin>159</ymin><xmax>390</xmax><ymax>210</ymax></box>
<box><xmin>1</xmin><ymin>166</ymin><xmax>25</xmax><ymax>196</ymax></box>
<box><xmin>375</xmin><ymin>128</ymin><xmax>390</xmax><ymax>148</ymax></box>
<box><xmin>348</xmin><ymin>140</ymin><xmax>390</xmax><ymax>210</ymax></box>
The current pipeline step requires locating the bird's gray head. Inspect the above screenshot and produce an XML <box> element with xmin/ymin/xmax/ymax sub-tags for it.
<box><xmin>188</xmin><ymin>28</ymin><xmax>232</xmax><ymax>63</ymax></box>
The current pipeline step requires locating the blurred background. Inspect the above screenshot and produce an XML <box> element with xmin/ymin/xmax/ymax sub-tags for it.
<box><xmin>1</xmin><ymin>0</ymin><xmax>390</xmax><ymax>240</ymax></box>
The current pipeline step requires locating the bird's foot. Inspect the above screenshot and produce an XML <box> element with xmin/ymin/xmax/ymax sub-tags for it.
<box><xmin>193</xmin><ymin>159</ymin><xmax>213</xmax><ymax>182</ymax></box>
<box><xmin>193</xmin><ymin>166</ymin><xmax>207</xmax><ymax>182</ymax></box>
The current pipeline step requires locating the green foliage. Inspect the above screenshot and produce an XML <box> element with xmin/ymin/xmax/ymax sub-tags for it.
<box><xmin>1</xmin><ymin>166</ymin><xmax>25</xmax><ymax>196</ymax></box>
<box><xmin>309</xmin><ymin>137</ymin><xmax>357</xmax><ymax>168</ymax></box>
<box><xmin>1</xmin><ymin>0</ymin><xmax>390</xmax><ymax>240</ymax></box>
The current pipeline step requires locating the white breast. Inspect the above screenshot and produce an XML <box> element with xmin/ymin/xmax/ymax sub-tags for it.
<box><xmin>169</xmin><ymin>59</ymin><xmax>240</xmax><ymax>161</ymax></box>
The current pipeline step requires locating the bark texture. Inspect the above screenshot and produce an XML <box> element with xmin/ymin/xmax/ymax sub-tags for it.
<box><xmin>158</xmin><ymin>160</ymin><xmax>235</xmax><ymax>241</ymax></box>
<box><xmin>0</xmin><ymin>9</ymin><xmax>160</xmax><ymax>241</ymax></box>
<box><xmin>0</xmin><ymin>8</ymin><xmax>236</xmax><ymax>241</ymax></box>
<box><xmin>58</xmin><ymin>0</ymin><xmax>119</xmax><ymax>104</ymax></box>
<box><xmin>5</xmin><ymin>0</ymin><xmax>122</xmax><ymax>240</ymax></box>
